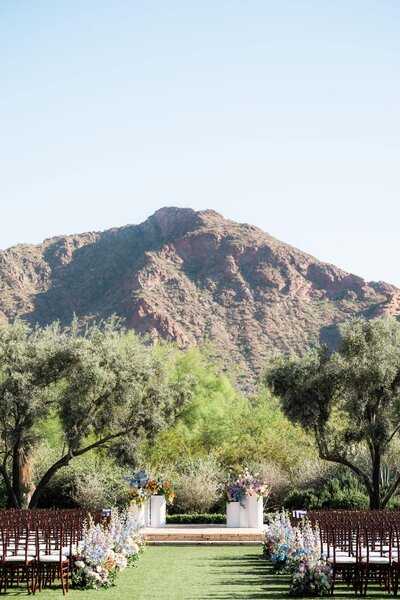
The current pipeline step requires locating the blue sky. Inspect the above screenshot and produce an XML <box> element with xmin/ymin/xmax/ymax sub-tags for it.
<box><xmin>1</xmin><ymin>1</ymin><xmax>399</xmax><ymax>285</ymax></box>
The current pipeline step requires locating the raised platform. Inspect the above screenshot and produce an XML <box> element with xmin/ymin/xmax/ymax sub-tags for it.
<box><xmin>143</xmin><ymin>524</ymin><xmax>266</xmax><ymax>546</ymax></box>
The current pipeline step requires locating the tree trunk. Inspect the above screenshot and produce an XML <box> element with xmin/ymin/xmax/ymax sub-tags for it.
<box><xmin>28</xmin><ymin>452</ymin><xmax>73</xmax><ymax>509</ymax></box>
<box><xmin>0</xmin><ymin>464</ymin><xmax>21</xmax><ymax>508</ymax></box>
<box><xmin>370</xmin><ymin>447</ymin><xmax>381</xmax><ymax>509</ymax></box>
<box><xmin>28</xmin><ymin>431</ymin><xmax>131</xmax><ymax>508</ymax></box>
<box><xmin>12</xmin><ymin>440</ymin><xmax>21</xmax><ymax>508</ymax></box>
<box><xmin>369</xmin><ymin>491</ymin><xmax>381</xmax><ymax>510</ymax></box>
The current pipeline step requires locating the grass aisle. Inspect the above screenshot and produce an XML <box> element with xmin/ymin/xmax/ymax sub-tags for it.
<box><xmin>130</xmin><ymin>546</ymin><xmax>280</xmax><ymax>599</ymax></box>
<box><xmin>7</xmin><ymin>547</ymin><xmax>394</xmax><ymax>599</ymax></box>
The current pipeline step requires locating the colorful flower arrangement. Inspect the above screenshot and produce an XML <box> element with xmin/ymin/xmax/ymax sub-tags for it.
<box><xmin>128</xmin><ymin>486</ymin><xmax>149</xmax><ymax>509</ymax></box>
<box><xmin>125</xmin><ymin>469</ymin><xmax>174</xmax><ymax>508</ymax></box>
<box><xmin>220</xmin><ymin>478</ymin><xmax>245</xmax><ymax>505</ymax></box>
<box><xmin>220</xmin><ymin>471</ymin><xmax>270</xmax><ymax>507</ymax></box>
<box><xmin>72</xmin><ymin>510</ymin><xmax>145</xmax><ymax>590</ymax></box>
<box><xmin>157</xmin><ymin>480</ymin><xmax>175</xmax><ymax>505</ymax></box>
<box><xmin>290</xmin><ymin>560</ymin><xmax>333</xmax><ymax>597</ymax></box>
<box><xmin>264</xmin><ymin>511</ymin><xmax>332</xmax><ymax>596</ymax></box>
<box><xmin>264</xmin><ymin>510</ymin><xmax>296</xmax><ymax>571</ymax></box>
<box><xmin>109</xmin><ymin>509</ymin><xmax>145</xmax><ymax>566</ymax></box>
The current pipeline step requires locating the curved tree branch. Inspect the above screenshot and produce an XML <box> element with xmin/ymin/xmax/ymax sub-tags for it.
<box><xmin>28</xmin><ymin>428</ymin><xmax>135</xmax><ymax>508</ymax></box>
<box><xmin>318</xmin><ymin>450</ymin><xmax>373</xmax><ymax>496</ymax></box>
<box><xmin>381</xmin><ymin>472</ymin><xmax>400</xmax><ymax>508</ymax></box>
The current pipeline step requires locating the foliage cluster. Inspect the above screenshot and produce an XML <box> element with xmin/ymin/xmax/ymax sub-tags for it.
<box><xmin>166</xmin><ymin>513</ymin><xmax>226</xmax><ymax>524</ymax></box>
<box><xmin>0</xmin><ymin>319</ymin><xmax>193</xmax><ymax>508</ymax></box>
<box><xmin>267</xmin><ymin>317</ymin><xmax>400</xmax><ymax>509</ymax></box>
<box><xmin>3</xmin><ymin>315</ymin><xmax>399</xmax><ymax>514</ymax></box>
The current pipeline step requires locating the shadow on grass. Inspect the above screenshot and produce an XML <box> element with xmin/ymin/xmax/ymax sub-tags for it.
<box><xmin>200</xmin><ymin>555</ymin><xmax>392</xmax><ymax>600</ymax></box>
<box><xmin>199</xmin><ymin>554</ymin><xmax>286</xmax><ymax>599</ymax></box>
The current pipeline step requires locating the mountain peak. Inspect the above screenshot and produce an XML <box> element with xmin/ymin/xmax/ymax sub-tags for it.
<box><xmin>142</xmin><ymin>207</ymin><xmax>225</xmax><ymax>240</ymax></box>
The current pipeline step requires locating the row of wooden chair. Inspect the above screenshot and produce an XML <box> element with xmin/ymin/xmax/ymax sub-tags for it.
<box><xmin>0</xmin><ymin>509</ymin><xmax>106</xmax><ymax>595</ymax></box>
<box><xmin>307</xmin><ymin>510</ymin><xmax>400</xmax><ymax>596</ymax></box>
<box><xmin>0</xmin><ymin>525</ymin><xmax>72</xmax><ymax>595</ymax></box>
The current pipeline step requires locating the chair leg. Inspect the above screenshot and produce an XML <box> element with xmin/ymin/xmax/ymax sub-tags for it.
<box><xmin>60</xmin><ymin>567</ymin><xmax>65</xmax><ymax>596</ymax></box>
<box><xmin>363</xmin><ymin>567</ymin><xmax>369</xmax><ymax>597</ymax></box>
<box><xmin>39</xmin><ymin>565</ymin><xmax>43</xmax><ymax>592</ymax></box>
<box><xmin>392</xmin><ymin>566</ymin><xmax>398</xmax><ymax>596</ymax></box>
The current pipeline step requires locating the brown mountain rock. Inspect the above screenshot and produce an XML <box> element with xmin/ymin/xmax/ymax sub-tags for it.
<box><xmin>0</xmin><ymin>207</ymin><xmax>398</xmax><ymax>380</ymax></box>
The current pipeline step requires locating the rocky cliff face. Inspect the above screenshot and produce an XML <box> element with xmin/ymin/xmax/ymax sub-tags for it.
<box><xmin>0</xmin><ymin>207</ymin><xmax>399</xmax><ymax>380</ymax></box>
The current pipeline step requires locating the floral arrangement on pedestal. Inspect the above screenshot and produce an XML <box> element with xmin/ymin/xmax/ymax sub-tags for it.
<box><xmin>156</xmin><ymin>480</ymin><xmax>175</xmax><ymax>505</ymax></box>
<box><xmin>125</xmin><ymin>469</ymin><xmax>151</xmax><ymax>508</ymax></box>
<box><xmin>72</xmin><ymin>510</ymin><xmax>145</xmax><ymax>590</ymax></box>
<box><xmin>263</xmin><ymin>511</ymin><xmax>332</xmax><ymax>596</ymax></box>
<box><xmin>220</xmin><ymin>471</ymin><xmax>270</xmax><ymax>507</ymax></box>
<box><xmin>220</xmin><ymin>477</ymin><xmax>245</xmax><ymax>505</ymax></box>
<box><xmin>125</xmin><ymin>469</ymin><xmax>174</xmax><ymax>507</ymax></box>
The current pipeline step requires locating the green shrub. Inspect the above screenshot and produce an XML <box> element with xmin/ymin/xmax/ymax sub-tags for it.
<box><xmin>320</xmin><ymin>490</ymin><xmax>369</xmax><ymax>510</ymax></box>
<box><xmin>283</xmin><ymin>488</ymin><xmax>320</xmax><ymax>509</ymax></box>
<box><xmin>170</xmin><ymin>456</ymin><xmax>223</xmax><ymax>514</ymax></box>
<box><xmin>282</xmin><ymin>470</ymin><xmax>370</xmax><ymax>511</ymax></box>
<box><xmin>318</xmin><ymin>474</ymin><xmax>369</xmax><ymax>509</ymax></box>
<box><xmin>167</xmin><ymin>513</ymin><xmax>226</xmax><ymax>524</ymax></box>
<box><xmin>386</xmin><ymin>495</ymin><xmax>400</xmax><ymax>509</ymax></box>
<box><xmin>36</xmin><ymin>453</ymin><xmax>129</xmax><ymax>509</ymax></box>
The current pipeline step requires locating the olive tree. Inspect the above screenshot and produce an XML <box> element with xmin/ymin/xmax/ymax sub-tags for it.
<box><xmin>266</xmin><ymin>317</ymin><xmax>400</xmax><ymax>510</ymax></box>
<box><xmin>0</xmin><ymin>319</ymin><xmax>192</xmax><ymax>509</ymax></box>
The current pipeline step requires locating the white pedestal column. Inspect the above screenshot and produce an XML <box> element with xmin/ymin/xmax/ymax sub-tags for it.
<box><xmin>247</xmin><ymin>495</ymin><xmax>264</xmax><ymax>528</ymax></box>
<box><xmin>226</xmin><ymin>502</ymin><xmax>240</xmax><ymax>527</ymax></box>
<box><xmin>144</xmin><ymin>500</ymin><xmax>151</xmax><ymax>527</ymax></box>
<box><xmin>130</xmin><ymin>504</ymin><xmax>145</xmax><ymax>527</ymax></box>
<box><xmin>239</xmin><ymin>502</ymin><xmax>249</xmax><ymax>528</ymax></box>
<box><xmin>150</xmin><ymin>495</ymin><xmax>166</xmax><ymax>528</ymax></box>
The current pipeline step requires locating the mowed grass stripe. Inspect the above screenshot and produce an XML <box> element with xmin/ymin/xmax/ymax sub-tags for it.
<box><xmin>6</xmin><ymin>546</ymin><xmax>395</xmax><ymax>599</ymax></box>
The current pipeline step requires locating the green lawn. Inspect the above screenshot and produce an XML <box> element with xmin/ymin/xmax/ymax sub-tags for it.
<box><xmin>5</xmin><ymin>547</ymin><xmax>393</xmax><ymax>599</ymax></box>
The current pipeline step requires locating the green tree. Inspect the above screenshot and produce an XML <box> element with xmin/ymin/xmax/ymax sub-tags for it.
<box><xmin>147</xmin><ymin>347</ymin><xmax>313</xmax><ymax>473</ymax></box>
<box><xmin>266</xmin><ymin>317</ymin><xmax>400</xmax><ymax>509</ymax></box>
<box><xmin>0</xmin><ymin>319</ymin><xmax>191</xmax><ymax>509</ymax></box>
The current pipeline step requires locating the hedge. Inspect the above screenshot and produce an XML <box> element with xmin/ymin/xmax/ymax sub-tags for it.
<box><xmin>166</xmin><ymin>513</ymin><xmax>226</xmax><ymax>524</ymax></box>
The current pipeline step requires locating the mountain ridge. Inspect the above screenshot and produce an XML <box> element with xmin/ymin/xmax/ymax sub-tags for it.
<box><xmin>1</xmin><ymin>207</ymin><xmax>399</xmax><ymax>380</ymax></box>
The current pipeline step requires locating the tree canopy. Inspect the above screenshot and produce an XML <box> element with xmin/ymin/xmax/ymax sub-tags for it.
<box><xmin>266</xmin><ymin>316</ymin><xmax>400</xmax><ymax>509</ymax></box>
<box><xmin>0</xmin><ymin>319</ymin><xmax>192</xmax><ymax>508</ymax></box>
<box><xmin>146</xmin><ymin>347</ymin><xmax>312</xmax><ymax>473</ymax></box>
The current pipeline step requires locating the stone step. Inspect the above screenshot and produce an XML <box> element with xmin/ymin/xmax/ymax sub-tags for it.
<box><xmin>143</xmin><ymin>525</ymin><xmax>265</xmax><ymax>544</ymax></box>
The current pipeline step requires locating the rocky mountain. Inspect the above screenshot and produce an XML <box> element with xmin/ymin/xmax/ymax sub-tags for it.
<box><xmin>1</xmin><ymin>207</ymin><xmax>399</xmax><ymax>381</ymax></box>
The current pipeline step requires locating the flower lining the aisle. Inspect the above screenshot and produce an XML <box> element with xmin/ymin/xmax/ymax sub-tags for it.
<box><xmin>290</xmin><ymin>560</ymin><xmax>333</xmax><ymax>597</ymax></box>
<box><xmin>73</xmin><ymin>509</ymin><xmax>145</xmax><ymax>589</ymax></box>
<box><xmin>264</xmin><ymin>511</ymin><xmax>332</xmax><ymax>596</ymax></box>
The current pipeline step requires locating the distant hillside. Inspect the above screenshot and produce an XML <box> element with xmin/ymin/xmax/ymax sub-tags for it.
<box><xmin>1</xmin><ymin>207</ymin><xmax>399</xmax><ymax>381</ymax></box>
